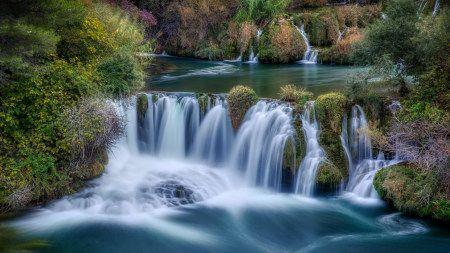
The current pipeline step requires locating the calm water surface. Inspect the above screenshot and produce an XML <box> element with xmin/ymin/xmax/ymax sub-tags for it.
<box><xmin>148</xmin><ymin>56</ymin><xmax>359</xmax><ymax>97</ymax></box>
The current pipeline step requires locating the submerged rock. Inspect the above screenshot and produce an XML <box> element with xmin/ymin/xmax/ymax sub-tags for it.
<box><xmin>153</xmin><ymin>180</ymin><xmax>201</xmax><ymax>206</ymax></box>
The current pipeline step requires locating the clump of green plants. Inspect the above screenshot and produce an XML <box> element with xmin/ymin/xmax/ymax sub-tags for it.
<box><xmin>235</xmin><ymin>0</ymin><xmax>292</xmax><ymax>25</ymax></box>
<box><xmin>374</xmin><ymin>165</ymin><xmax>449</xmax><ymax>222</ymax></box>
<box><xmin>315</xmin><ymin>92</ymin><xmax>348</xmax><ymax>178</ymax></box>
<box><xmin>227</xmin><ymin>85</ymin><xmax>258</xmax><ymax>129</ymax></box>
<box><xmin>278</xmin><ymin>84</ymin><xmax>313</xmax><ymax>104</ymax></box>
<box><xmin>0</xmin><ymin>0</ymin><xmax>150</xmax><ymax>212</ymax></box>
<box><xmin>258</xmin><ymin>18</ymin><xmax>305</xmax><ymax>63</ymax></box>
<box><xmin>316</xmin><ymin>161</ymin><xmax>343</xmax><ymax>192</ymax></box>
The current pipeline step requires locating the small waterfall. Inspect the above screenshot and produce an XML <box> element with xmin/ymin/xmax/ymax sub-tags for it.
<box><xmin>342</xmin><ymin>105</ymin><xmax>399</xmax><ymax>198</ymax></box>
<box><xmin>231</xmin><ymin>101</ymin><xmax>295</xmax><ymax>190</ymax></box>
<box><xmin>295</xmin><ymin>25</ymin><xmax>318</xmax><ymax>64</ymax></box>
<box><xmin>433</xmin><ymin>0</ymin><xmax>440</xmax><ymax>16</ymax></box>
<box><xmin>294</xmin><ymin>102</ymin><xmax>325</xmax><ymax>196</ymax></box>
<box><xmin>191</xmin><ymin>100</ymin><xmax>234</xmax><ymax>166</ymax></box>
<box><xmin>245</xmin><ymin>29</ymin><xmax>262</xmax><ymax>64</ymax></box>
<box><xmin>337</xmin><ymin>27</ymin><xmax>348</xmax><ymax>42</ymax></box>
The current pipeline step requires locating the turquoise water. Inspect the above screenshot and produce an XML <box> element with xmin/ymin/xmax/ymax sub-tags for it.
<box><xmin>10</xmin><ymin>191</ymin><xmax>450</xmax><ymax>253</ymax></box>
<box><xmin>148</xmin><ymin>56</ymin><xmax>359</xmax><ymax>97</ymax></box>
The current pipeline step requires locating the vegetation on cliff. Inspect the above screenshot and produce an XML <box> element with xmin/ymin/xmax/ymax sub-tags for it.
<box><xmin>0</xmin><ymin>0</ymin><xmax>150</xmax><ymax>212</ymax></box>
<box><xmin>227</xmin><ymin>85</ymin><xmax>258</xmax><ymax>129</ymax></box>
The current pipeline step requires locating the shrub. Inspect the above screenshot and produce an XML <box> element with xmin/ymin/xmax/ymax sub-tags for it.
<box><xmin>278</xmin><ymin>84</ymin><xmax>313</xmax><ymax>104</ymax></box>
<box><xmin>235</xmin><ymin>0</ymin><xmax>292</xmax><ymax>25</ymax></box>
<box><xmin>227</xmin><ymin>85</ymin><xmax>258</xmax><ymax>129</ymax></box>
<box><xmin>302</xmin><ymin>8</ymin><xmax>339</xmax><ymax>47</ymax></box>
<box><xmin>374</xmin><ymin>165</ymin><xmax>450</xmax><ymax>222</ymax></box>
<box><xmin>320</xmin><ymin>27</ymin><xmax>363</xmax><ymax>65</ymax></box>
<box><xmin>98</xmin><ymin>53</ymin><xmax>145</xmax><ymax>96</ymax></box>
<box><xmin>258</xmin><ymin>18</ymin><xmax>305</xmax><ymax>63</ymax></box>
<box><xmin>62</xmin><ymin>98</ymin><xmax>124</xmax><ymax>179</ymax></box>
<box><xmin>316</xmin><ymin>161</ymin><xmax>343</xmax><ymax>191</ymax></box>
<box><xmin>315</xmin><ymin>92</ymin><xmax>347</xmax><ymax>133</ymax></box>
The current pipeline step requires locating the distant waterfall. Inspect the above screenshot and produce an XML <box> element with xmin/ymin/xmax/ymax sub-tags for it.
<box><xmin>342</xmin><ymin>105</ymin><xmax>399</xmax><ymax>198</ymax></box>
<box><xmin>231</xmin><ymin>101</ymin><xmax>295</xmax><ymax>190</ymax></box>
<box><xmin>295</xmin><ymin>25</ymin><xmax>318</xmax><ymax>64</ymax></box>
<box><xmin>294</xmin><ymin>102</ymin><xmax>325</xmax><ymax>196</ymax></box>
<box><xmin>433</xmin><ymin>0</ymin><xmax>440</xmax><ymax>16</ymax></box>
<box><xmin>246</xmin><ymin>29</ymin><xmax>262</xmax><ymax>64</ymax></box>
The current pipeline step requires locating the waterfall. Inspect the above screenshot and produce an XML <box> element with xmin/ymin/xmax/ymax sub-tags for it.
<box><xmin>230</xmin><ymin>101</ymin><xmax>295</xmax><ymax>190</ymax></box>
<box><xmin>433</xmin><ymin>0</ymin><xmax>440</xmax><ymax>16</ymax></box>
<box><xmin>295</xmin><ymin>25</ymin><xmax>318</xmax><ymax>64</ymax></box>
<box><xmin>294</xmin><ymin>102</ymin><xmax>325</xmax><ymax>196</ymax></box>
<box><xmin>245</xmin><ymin>29</ymin><xmax>262</xmax><ymax>64</ymax></box>
<box><xmin>338</xmin><ymin>27</ymin><xmax>348</xmax><ymax>42</ymax></box>
<box><xmin>342</xmin><ymin>105</ymin><xmax>399</xmax><ymax>198</ymax></box>
<box><xmin>191</xmin><ymin>100</ymin><xmax>234</xmax><ymax>166</ymax></box>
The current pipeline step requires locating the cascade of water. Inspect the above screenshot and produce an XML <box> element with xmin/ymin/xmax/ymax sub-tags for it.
<box><xmin>338</xmin><ymin>27</ymin><xmax>349</xmax><ymax>42</ymax></box>
<box><xmin>295</xmin><ymin>25</ymin><xmax>318</xmax><ymax>64</ymax></box>
<box><xmin>294</xmin><ymin>102</ymin><xmax>325</xmax><ymax>196</ymax></box>
<box><xmin>433</xmin><ymin>0</ymin><xmax>440</xmax><ymax>16</ymax></box>
<box><xmin>230</xmin><ymin>101</ymin><xmax>294</xmax><ymax>190</ymax></box>
<box><xmin>191</xmin><ymin>100</ymin><xmax>234</xmax><ymax>166</ymax></box>
<box><xmin>342</xmin><ymin>105</ymin><xmax>399</xmax><ymax>197</ymax></box>
<box><xmin>245</xmin><ymin>29</ymin><xmax>262</xmax><ymax>64</ymax></box>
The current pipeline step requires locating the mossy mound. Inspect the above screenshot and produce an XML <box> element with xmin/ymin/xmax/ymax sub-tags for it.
<box><xmin>319</xmin><ymin>27</ymin><xmax>364</xmax><ymax>65</ymax></box>
<box><xmin>316</xmin><ymin>160</ymin><xmax>344</xmax><ymax>192</ymax></box>
<box><xmin>315</xmin><ymin>92</ymin><xmax>348</xmax><ymax>178</ymax></box>
<box><xmin>374</xmin><ymin>165</ymin><xmax>450</xmax><ymax>222</ymax></box>
<box><xmin>278</xmin><ymin>84</ymin><xmax>314</xmax><ymax>105</ymax></box>
<box><xmin>300</xmin><ymin>8</ymin><xmax>339</xmax><ymax>47</ymax></box>
<box><xmin>137</xmin><ymin>93</ymin><xmax>149</xmax><ymax>119</ymax></box>
<box><xmin>227</xmin><ymin>85</ymin><xmax>258</xmax><ymax>129</ymax></box>
<box><xmin>258</xmin><ymin>19</ymin><xmax>306</xmax><ymax>64</ymax></box>
<box><xmin>315</xmin><ymin>92</ymin><xmax>347</xmax><ymax>133</ymax></box>
<box><xmin>197</xmin><ymin>93</ymin><xmax>210</xmax><ymax>114</ymax></box>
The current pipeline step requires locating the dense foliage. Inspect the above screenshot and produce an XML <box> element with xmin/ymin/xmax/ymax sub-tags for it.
<box><xmin>227</xmin><ymin>86</ymin><xmax>258</xmax><ymax>129</ymax></box>
<box><xmin>0</xmin><ymin>0</ymin><xmax>150</xmax><ymax>212</ymax></box>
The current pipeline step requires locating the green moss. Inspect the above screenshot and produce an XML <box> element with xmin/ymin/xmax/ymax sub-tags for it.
<box><xmin>315</xmin><ymin>92</ymin><xmax>348</xmax><ymax>178</ymax></box>
<box><xmin>316</xmin><ymin>160</ymin><xmax>344</xmax><ymax>189</ymax></box>
<box><xmin>197</xmin><ymin>93</ymin><xmax>210</xmax><ymax>114</ymax></box>
<box><xmin>278</xmin><ymin>84</ymin><xmax>313</xmax><ymax>104</ymax></box>
<box><xmin>315</xmin><ymin>92</ymin><xmax>347</xmax><ymax>134</ymax></box>
<box><xmin>258</xmin><ymin>19</ymin><xmax>305</xmax><ymax>64</ymax></box>
<box><xmin>302</xmin><ymin>8</ymin><xmax>339</xmax><ymax>47</ymax></box>
<box><xmin>137</xmin><ymin>93</ymin><xmax>148</xmax><ymax>120</ymax></box>
<box><xmin>227</xmin><ymin>85</ymin><xmax>258</xmax><ymax>129</ymax></box>
<box><xmin>374</xmin><ymin>165</ymin><xmax>450</xmax><ymax>222</ymax></box>
<box><xmin>282</xmin><ymin>137</ymin><xmax>297</xmax><ymax>174</ymax></box>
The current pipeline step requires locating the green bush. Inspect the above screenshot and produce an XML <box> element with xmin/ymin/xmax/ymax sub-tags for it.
<box><xmin>278</xmin><ymin>84</ymin><xmax>313</xmax><ymax>104</ymax></box>
<box><xmin>374</xmin><ymin>165</ymin><xmax>450</xmax><ymax>222</ymax></box>
<box><xmin>98</xmin><ymin>53</ymin><xmax>145</xmax><ymax>96</ymax></box>
<box><xmin>316</xmin><ymin>161</ymin><xmax>343</xmax><ymax>190</ymax></box>
<box><xmin>235</xmin><ymin>0</ymin><xmax>292</xmax><ymax>24</ymax></box>
<box><xmin>227</xmin><ymin>85</ymin><xmax>258</xmax><ymax>129</ymax></box>
<box><xmin>258</xmin><ymin>19</ymin><xmax>305</xmax><ymax>63</ymax></box>
<box><xmin>315</xmin><ymin>92</ymin><xmax>347</xmax><ymax>133</ymax></box>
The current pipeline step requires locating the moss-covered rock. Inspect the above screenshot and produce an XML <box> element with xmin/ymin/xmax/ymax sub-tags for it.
<box><xmin>319</xmin><ymin>27</ymin><xmax>364</xmax><ymax>65</ymax></box>
<box><xmin>137</xmin><ymin>93</ymin><xmax>148</xmax><ymax>120</ymax></box>
<box><xmin>315</xmin><ymin>92</ymin><xmax>347</xmax><ymax>133</ymax></box>
<box><xmin>300</xmin><ymin>8</ymin><xmax>339</xmax><ymax>47</ymax></box>
<box><xmin>258</xmin><ymin>19</ymin><xmax>306</xmax><ymax>64</ymax></box>
<box><xmin>316</xmin><ymin>160</ymin><xmax>344</xmax><ymax>192</ymax></box>
<box><xmin>374</xmin><ymin>165</ymin><xmax>450</xmax><ymax>222</ymax></box>
<box><xmin>278</xmin><ymin>84</ymin><xmax>314</xmax><ymax>104</ymax></box>
<box><xmin>227</xmin><ymin>85</ymin><xmax>258</xmax><ymax>129</ymax></box>
<box><xmin>315</xmin><ymin>92</ymin><xmax>348</xmax><ymax>178</ymax></box>
<box><xmin>197</xmin><ymin>93</ymin><xmax>210</xmax><ymax>114</ymax></box>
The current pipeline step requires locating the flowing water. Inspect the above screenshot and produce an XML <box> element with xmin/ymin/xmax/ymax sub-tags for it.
<box><xmin>294</xmin><ymin>102</ymin><xmax>325</xmax><ymax>196</ymax></box>
<box><xmin>341</xmin><ymin>105</ymin><xmax>400</xmax><ymax>198</ymax></box>
<box><xmin>295</xmin><ymin>25</ymin><xmax>318</xmax><ymax>64</ymax></box>
<box><xmin>6</xmin><ymin>94</ymin><xmax>449</xmax><ymax>253</ymax></box>
<box><xmin>149</xmin><ymin>57</ymin><xmax>359</xmax><ymax>97</ymax></box>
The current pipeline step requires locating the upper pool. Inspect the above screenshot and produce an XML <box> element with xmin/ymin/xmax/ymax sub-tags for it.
<box><xmin>147</xmin><ymin>56</ymin><xmax>360</xmax><ymax>97</ymax></box>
